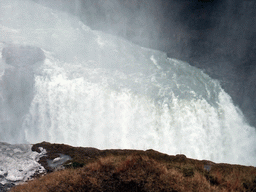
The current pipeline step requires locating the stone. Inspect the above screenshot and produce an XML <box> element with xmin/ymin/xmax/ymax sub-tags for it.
<box><xmin>0</xmin><ymin>183</ymin><xmax>15</xmax><ymax>192</ymax></box>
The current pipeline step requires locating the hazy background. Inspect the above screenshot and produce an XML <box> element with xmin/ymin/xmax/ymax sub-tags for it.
<box><xmin>32</xmin><ymin>0</ymin><xmax>256</xmax><ymax>127</ymax></box>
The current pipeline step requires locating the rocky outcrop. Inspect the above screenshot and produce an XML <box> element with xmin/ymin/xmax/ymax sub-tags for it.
<box><xmin>0</xmin><ymin>45</ymin><xmax>45</xmax><ymax>142</ymax></box>
<box><xmin>0</xmin><ymin>183</ymin><xmax>15</xmax><ymax>192</ymax></box>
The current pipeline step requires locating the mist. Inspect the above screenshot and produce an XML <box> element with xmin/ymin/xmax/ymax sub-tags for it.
<box><xmin>31</xmin><ymin>0</ymin><xmax>256</xmax><ymax>128</ymax></box>
<box><xmin>0</xmin><ymin>0</ymin><xmax>255</xmax><ymax>166</ymax></box>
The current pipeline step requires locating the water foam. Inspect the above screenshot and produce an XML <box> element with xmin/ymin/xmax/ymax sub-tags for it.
<box><xmin>19</xmin><ymin>57</ymin><xmax>256</xmax><ymax>166</ymax></box>
<box><xmin>0</xmin><ymin>0</ymin><xmax>255</xmax><ymax>166</ymax></box>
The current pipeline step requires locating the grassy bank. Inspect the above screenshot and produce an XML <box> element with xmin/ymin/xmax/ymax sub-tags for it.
<box><xmin>11</xmin><ymin>142</ymin><xmax>256</xmax><ymax>192</ymax></box>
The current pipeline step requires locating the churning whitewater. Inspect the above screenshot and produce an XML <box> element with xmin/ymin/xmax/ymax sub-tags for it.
<box><xmin>0</xmin><ymin>0</ymin><xmax>256</xmax><ymax>166</ymax></box>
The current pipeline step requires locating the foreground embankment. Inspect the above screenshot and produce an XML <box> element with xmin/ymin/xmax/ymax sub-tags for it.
<box><xmin>11</xmin><ymin>142</ymin><xmax>256</xmax><ymax>192</ymax></box>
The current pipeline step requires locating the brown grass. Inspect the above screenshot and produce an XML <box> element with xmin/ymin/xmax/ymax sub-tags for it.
<box><xmin>10</xmin><ymin>142</ymin><xmax>256</xmax><ymax>192</ymax></box>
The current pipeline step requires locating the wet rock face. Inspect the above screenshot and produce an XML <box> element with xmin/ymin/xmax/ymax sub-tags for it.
<box><xmin>0</xmin><ymin>45</ymin><xmax>45</xmax><ymax>142</ymax></box>
<box><xmin>0</xmin><ymin>183</ymin><xmax>15</xmax><ymax>192</ymax></box>
<box><xmin>2</xmin><ymin>45</ymin><xmax>45</xmax><ymax>67</ymax></box>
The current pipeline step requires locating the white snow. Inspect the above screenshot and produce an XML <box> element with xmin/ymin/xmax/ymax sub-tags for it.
<box><xmin>0</xmin><ymin>142</ymin><xmax>46</xmax><ymax>185</ymax></box>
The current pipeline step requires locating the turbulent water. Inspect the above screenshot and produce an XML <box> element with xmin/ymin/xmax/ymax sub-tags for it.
<box><xmin>0</xmin><ymin>0</ymin><xmax>256</xmax><ymax>166</ymax></box>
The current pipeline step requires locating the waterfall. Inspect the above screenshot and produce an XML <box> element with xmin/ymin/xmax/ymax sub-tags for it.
<box><xmin>0</xmin><ymin>0</ymin><xmax>255</xmax><ymax>166</ymax></box>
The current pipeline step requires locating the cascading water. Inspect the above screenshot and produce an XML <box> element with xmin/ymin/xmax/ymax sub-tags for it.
<box><xmin>0</xmin><ymin>0</ymin><xmax>255</xmax><ymax>166</ymax></box>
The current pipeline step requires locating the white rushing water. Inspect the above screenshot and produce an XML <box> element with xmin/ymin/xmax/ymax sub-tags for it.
<box><xmin>0</xmin><ymin>0</ymin><xmax>256</xmax><ymax>167</ymax></box>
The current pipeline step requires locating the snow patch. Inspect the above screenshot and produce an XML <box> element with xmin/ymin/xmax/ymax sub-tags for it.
<box><xmin>0</xmin><ymin>143</ymin><xmax>46</xmax><ymax>185</ymax></box>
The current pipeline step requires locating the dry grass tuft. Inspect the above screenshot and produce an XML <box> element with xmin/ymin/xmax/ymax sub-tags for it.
<box><xmin>10</xmin><ymin>142</ymin><xmax>256</xmax><ymax>192</ymax></box>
